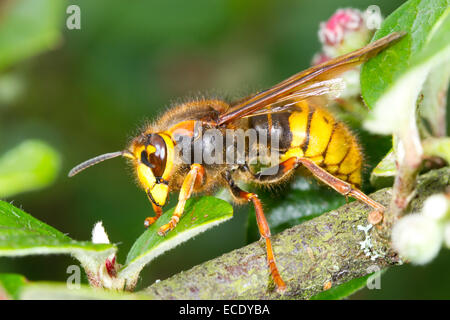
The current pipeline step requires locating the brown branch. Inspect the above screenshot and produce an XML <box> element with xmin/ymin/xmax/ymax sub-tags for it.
<box><xmin>141</xmin><ymin>167</ymin><xmax>450</xmax><ymax>299</ymax></box>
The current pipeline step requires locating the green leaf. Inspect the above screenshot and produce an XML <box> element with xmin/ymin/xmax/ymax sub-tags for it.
<box><xmin>310</xmin><ymin>269</ymin><xmax>384</xmax><ymax>300</ymax></box>
<box><xmin>423</xmin><ymin>137</ymin><xmax>450</xmax><ymax>164</ymax></box>
<box><xmin>0</xmin><ymin>0</ymin><xmax>64</xmax><ymax>70</ymax></box>
<box><xmin>0</xmin><ymin>72</ymin><xmax>25</xmax><ymax>106</ymax></box>
<box><xmin>418</xmin><ymin>60</ymin><xmax>450</xmax><ymax>137</ymax></box>
<box><xmin>0</xmin><ymin>200</ymin><xmax>116</xmax><ymax>267</ymax></box>
<box><xmin>19</xmin><ymin>282</ymin><xmax>150</xmax><ymax>300</ymax></box>
<box><xmin>119</xmin><ymin>196</ymin><xmax>233</xmax><ymax>284</ymax></box>
<box><xmin>370</xmin><ymin>148</ymin><xmax>396</xmax><ymax>189</ymax></box>
<box><xmin>0</xmin><ymin>140</ymin><xmax>61</xmax><ymax>198</ymax></box>
<box><xmin>0</xmin><ymin>273</ymin><xmax>27</xmax><ymax>300</ymax></box>
<box><xmin>0</xmin><ymin>273</ymin><xmax>149</xmax><ymax>300</ymax></box>
<box><xmin>361</xmin><ymin>0</ymin><xmax>450</xmax><ymax>134</ymax></box>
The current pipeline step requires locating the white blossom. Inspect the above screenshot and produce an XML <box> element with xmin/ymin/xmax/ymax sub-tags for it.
<box><xmin>422</xmin><ymin>194</ymin><xmax>449</xmax><ymax>222</ymax></box>
<box><xmin>392</xmin><ymin>213</ymin><xmax>443</xmax><ymax>265</ymax></box>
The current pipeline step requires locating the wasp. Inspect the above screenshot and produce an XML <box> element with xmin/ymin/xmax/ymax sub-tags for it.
<box><xmin>69</xmin><ymin>32</ymin><xmax>403</xmax><ymax>293</ymax></box>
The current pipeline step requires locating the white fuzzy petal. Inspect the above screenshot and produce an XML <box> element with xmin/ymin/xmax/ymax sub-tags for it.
<box><xmin>422</xmin><ymin>194</ymin><xmax>449</xmax><ymax>221</ymax></box>
<box><xmin>392</xmin><ymin>214</ymin><xmax>443</xmax><ymax>265</ymax></box>
<box><xmin>92</xmin><ymin>221</ymin><xmax>110</xmax><ymax>244</ymax></box>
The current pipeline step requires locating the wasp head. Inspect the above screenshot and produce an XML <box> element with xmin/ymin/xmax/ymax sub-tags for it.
<box><xmin>68</xmin><ymin>132</ymin><xmax>174</xmax><ymax>216</ymax></box>
<box><xmin>130</xmin><ymin>133</ymin><xmax>174</xmax><ymax>211</ymax></box>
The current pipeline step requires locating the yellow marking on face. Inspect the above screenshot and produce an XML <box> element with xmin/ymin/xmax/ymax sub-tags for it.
<box><xmin>160</xmin><ymin>132</ymin><xmax>175</xmax><ymax>180</ymax></box>
<box><xmin>122</xmin><ymin>151</ymin><xmax>135</xmax><ymax>160</ymax></box>
<box><xmin>136</xmin><ymin>163</ymin><xmax>156</xmax><ymax>190</ymax></box>
<box><xmin>288</xmin><ymin>102</ymin><xmax>309</xmax><ymax>147</ymax></box>
<box><xmin>304</xmin><ymin>108</ymin><xmax>335</xmax><ymax>157</ymax></box>
<box><xmin>132</xmin><ymin>133</ymin><xmax>174</xmax><ymax>207</ymax></box>
<box><xmin>150</xmin><ymin>183</ymin><xmax>169</xmax><ymax>206</ymax></box>
<box><xmin>133</xmin><ymin>145</ymin><xmax>146</xmax><ymax>160</ymax></box>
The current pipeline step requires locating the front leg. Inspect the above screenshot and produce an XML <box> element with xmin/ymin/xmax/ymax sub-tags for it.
<box><xmin>158</xmin><ymin>164</ymin><xmax>205</xmax><ymax>236</ymax></box>
<box><xmin>144</xmin><ymin>192</ymin><xmax>163</xmax><ymax>227</ymax></box>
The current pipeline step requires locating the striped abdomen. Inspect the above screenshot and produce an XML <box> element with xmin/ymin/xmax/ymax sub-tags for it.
<box><xmin>249</xmin><ymin>101</ymin><xmax>363</xmax><ymax>188</ymax></box>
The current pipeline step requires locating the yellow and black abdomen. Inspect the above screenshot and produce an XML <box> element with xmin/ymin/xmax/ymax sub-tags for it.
<box><xmin>251</xmin><ymin>101</ymin><xmax>363</xmax><ymax>188</ymax></box>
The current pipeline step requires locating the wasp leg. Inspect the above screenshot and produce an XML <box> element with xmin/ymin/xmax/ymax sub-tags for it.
<box><xmin>223</xmin><ymin>171</ymin><xmax>287</xmax><ymax>293</ymax></box>
<box><xmin>144</xmin><ymin>193</ymin><xmax>163</xmax><ymax>227</ymax></box>
<box><xmin>248</xmin><ymin>156</ymin><xmax>384</xmax><ymax>223</ymax></box>
<box><xmin>158</xmin><ymin>164</ymin><xmax>204</xmax><ymax>236</ymax></box>
<box><xmin>298</xmin><ymin>157</ymin><xmax>385</xmax><ymax>222</ymax></box>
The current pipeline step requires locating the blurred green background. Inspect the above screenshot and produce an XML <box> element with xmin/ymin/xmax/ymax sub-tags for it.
<box><xmin>1</xmin><ymin>0</ymin><xmax>449</xmax><ymax>299</ymax></box>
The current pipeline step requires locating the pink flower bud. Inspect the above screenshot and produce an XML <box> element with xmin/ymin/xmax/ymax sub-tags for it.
<box><xmin>311</xmin><ymin>7</ymin><xmax>383</xmax><ymax>102</ymax></box>
<box><xmin>316</xmin><ymin>8</ymin><xmax>380</xmax><ymax>58</ymax></box>
<box><xmin>318</xmin><ymin>8</ymin><xmax>364</xmax><ymax>47</ymax></box>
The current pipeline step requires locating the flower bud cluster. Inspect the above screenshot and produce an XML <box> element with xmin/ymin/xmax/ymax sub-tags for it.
<box><xmin>312</xmin><ymin>8</ymin><xmax>382</xmax><ymax>100</ymax></box>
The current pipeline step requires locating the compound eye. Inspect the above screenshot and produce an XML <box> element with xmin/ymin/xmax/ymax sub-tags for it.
<box><xmin>147</xmin><ymin>134</ymin><xmax>167</xmax><ymax>177</ymax></box>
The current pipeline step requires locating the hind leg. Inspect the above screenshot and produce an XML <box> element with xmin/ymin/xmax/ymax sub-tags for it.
<box><xmin>297</xmin><ymin>158</ymin><xmax>385</xmax><ymax>222</ymax></box>
<box><xmin>245</xmin><ymin>157</ymin><xmax>385</xmax><ymax>223</ymax></box>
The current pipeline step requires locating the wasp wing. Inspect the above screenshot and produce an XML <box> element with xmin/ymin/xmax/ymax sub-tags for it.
<box><xmin>240</xmin><ymin>78</ymin><xmax>345</xmax><ymax>118</ymax></box>
<box><xmin>218</xmin><ymin>32</ymin><xmax>405</xmax><ymax>125</ymax></box>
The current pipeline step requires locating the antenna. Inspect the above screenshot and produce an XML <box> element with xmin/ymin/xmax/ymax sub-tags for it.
<box><xmin>68</xmin><ymin>151</ymin><xmax>133</xmax><ymax>177</ymax></box>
